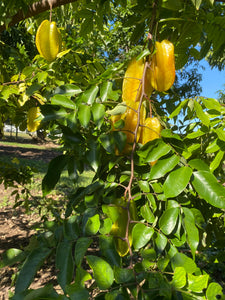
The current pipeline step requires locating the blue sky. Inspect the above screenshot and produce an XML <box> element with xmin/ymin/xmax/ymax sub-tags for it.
<box><xmin>199</xmin><ymin>59</ymin><xmax>225</xmax><ymax>99</ymax></box>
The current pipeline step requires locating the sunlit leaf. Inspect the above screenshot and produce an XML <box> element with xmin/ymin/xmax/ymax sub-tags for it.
<box><xmin>85</xmin><ymin>214</ymin><xmax>100</xmax><ymax>235</ymax></box>
<box><xmin>192</xmin><ymin>171</ymin><xmax>225</xmax><ymax>208</ymax></box>
<box><xmin>81</xmin><ymin>86</ymin><xmax>99</xmax><ymax>104</ymax></box>
<box><xmin>100</xmin><ymin>81</ymin><xmax>119</xmax><ymax>102</ymax></box>
<box><xmin>1</xmin><ymin>248</ymin><xmax>25</xmax><ymax>268</ymax></box>
<box><xmin>210</xmin><ymin>150</ymin><xmax>224</xmax><ymax>172</ymax></box>
<box><xmin>140</xmin><ymin>203</ymin><xmax>155</xmax><ymax>223</ymax></box>
<box><xmin>149</xmin><ymin>154</ymin><xmax>179</xmax><ymax>180</ymax></box>
<box><xmin>188</xmin><ymin>273</ymin><xmax>209</xmax><ymax>293</ymax></box>
<box><xmin>54</xmin><ymin>84</ymin><xmax>82</xmax><ymax>96</ymax></box>
<box><xmin>51</xmin><ymin>94</ymin><xmax>76</xmax><ymax>109</ymax></box>
<box><xmin>183</xmin><ymin>207</ymin><xmax>199</xmax><ymax>258</ymax></box>
<box><xmin>159</xmin><ymin>207</ymin><xmax>179</xmax><ymax>235</ymax></box>
<box><xmin>191</xmin><ymin>0</ymin><xmax>202</xmax><ymax>10</ymax></box>
<box><xmin>92</xmin><ymin>103</ymin><xmax>105</xmax><ymax>128</ymax></box>
<box><xmin>78</xmin><ymin>105</ymin><xmax>91</xmax><ymax>127</ymax></box>
<box><xmin>132</xmin><ymin>223</ymin><xmax>154</xmax><ymax>250</ymax></box>
<box><xmin>86</xmin><ymin>255</ymin><xmax>114</xmax><ymax>290</ymax></box>
<box><xmin>206</xmin><ymin>282</ymin><xmax>224</xmax><ymax>300</ymax></box>
<box><xmin>194</xmin><ymin>100</ymin><xmax>210</xmax><ymax>126</ymax></box>
<box><xmin>137</xmin><ymin>139</ymin><xmax>172</xmax><ymax>163</ymax></box>
<box><xmin>163</xmin><ymin>167</ymin><xmax>192</xmax><ymax>198</ymax></box>
<box><xmin>172</xmin><ymin>267</ymin><xmax>187</xmax><ymax>289</ymax></box>
<box><xmin>171</xmin><ymin>253</ymin><xmax>198</xmax><ymax>273</ymax></box>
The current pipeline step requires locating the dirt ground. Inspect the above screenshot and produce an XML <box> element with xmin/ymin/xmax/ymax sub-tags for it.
<box><xmin>0</xmin><ymin>139</ymin><xmax>61</xmax><ymax>299</ymax></box>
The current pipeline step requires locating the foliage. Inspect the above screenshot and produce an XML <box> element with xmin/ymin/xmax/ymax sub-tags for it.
<box><xmin>0</xmin><ymin>156</ymin><xmax>35</xmax><ymax>211</ymax></box>
<box><xmin>0</xmin><ymin>0</ymin><xmax>225</xmax><ymax>299</ymax></box>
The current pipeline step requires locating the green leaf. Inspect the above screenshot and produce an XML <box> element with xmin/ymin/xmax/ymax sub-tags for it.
<box><xmin>194</xmin><ymin>101</ymin><xmax>210</xmax><ymax>126</ymax></box>
<box><xmin>112</xmin><ymin>131</ymin><xmax>127</xmax><ymax>153</ymax></box>
<box><xmin>214</xmin><ymin>128</ymin><xmax>225</xmax><ymax>141</ymax></box>
<box><xmin>56</xmin><ymin>240</ymin><xmax>74</xmax><ymax>291</ymax></box>
<box><xmin>155</xmin><ymin>232</ymin><xmax>167</xmax><ymax>253</ymax></box>
<box><xmin>161</xmin><ymin>129</ymin><xmax>182</xmax><ymax>140</ymax></box>
<box><xmin>159</xmin><ymin>207</ymin><xmax>179</xmax><ymax>235</ymax></box>
<box><xmin>191</xmin><ymin>0</ymin><xmax>202</xmax><ymax>9</ymax></box>
<box><xmin>80</xmin><ymin>18</ymin><xmax>93</xmax><ymax>37</ymax></box>
<box><xmin>105</xmin><ymin>291</ymin><xmax>127</xmax><ymax>300</ymax></box>
<box><xmin>92</xmin><ymin>103</ymin><xmax>105</xmax><ymax>128</ymax></box>
<box><xmin>172</xmin><ymin>267</ymin><xmax>187</xmax><ymax>289</ymax></box>
<box><xmin>63</xmin><ymin>215</ymin><xmax>79</xmax><ymax>240</ymax></box>
<box><xmin>102</xmin><ymin>204</ymin><xmax>120</xmax><ymax>223</ymax></box>
<box><xmin>78</xmin><ymin>105</ymin><xmax>91</xmax><ymax>127</ymax></box>
<box><xmin>14</xmin><ymin>285</ymin><xmax>60</xmax><ymax>300</ymax></box>
<box><xmin>185</xmin><ymin>128</ymin><xmax>206</xmax><ymax>139</ymax></box>
<box><xmin>192</xmin><ymin>171</ymin><xmax>225</xmax><ymax>208</ymax></box>
<box><xmin>137</xmin><ymin>139</ymin><xmax>172</xmax><ymax>163</ymax></box>
<box><xmin>51</xmin><ymin>94</ymin><xmax>76</xmax><ymax>109</ymax></box>
<box><xmin>99</xmin><ymin>235</ymin><xmax>121</xmax><ymax>267</ymax></box>
<box><xmin>162</xmin><ymin>0</ymin><xmax>182</xmax><ymax>10</ymax></box>
<box><xmin>171</xmin><ymin>253</ymin><xmax>198</xmax><ymax>273</ymax></box>
<box><xmin>206</xmin><ymin>282</ymin><xmax>224</xmax><ymax>300</ymax></box>
<box><xmin>138</xmin><ymin>180</ymin><xmax>150</xmax><ymax>193</ymax></box>
<box><xmin>183</xmin><ymin>207</ymin><xmax>199</xmax><ymax>258</ymax></box>
<box><xmin>67</xmin><ymin>268</ymin><xmax>91</xmax><ymax>300</ymax></box>
<box><xmin>205</xmin><ymin>139</ymin><xmax>220</xmax><ymax>153</ymax></box>
<box><xmin>132</xmin><ymin>223</ymin><xmax>154</xmax><ymax>250</ymax></box>
<box><xmin>85</xmin><ymin>214</ymin><xmax>100</xmax><ymax>235</ymax></box>
<box><xmin>74</xmin><ymin>267</ymin><xmax>92</xmax><ymax>288</ymax></box>
<box><xmin>75</xmin><ymin>237</ymin><xmax>93</xmax><ymax>266</ymax></box>
<box><xmin>42</xmin><ymin>155</ymin><xmax>67</xmax><ymax>196</ymax></box>
<box><xmin>163</xmin><ymin>167</ymin><xmax>192</xmax><ymax>198</ymax></box>
<box><xmin>81</xmin><ymin>85</ymin><xmax>99</xmax><ymax>105</ymax></box>
<box><xmin>114</xmin><ymin>266</ymin><xmax>135</xmax><ymax>283</ymax></box>
<box><xmin>210</xmin><ymin>150</ymin><xmax>224</xmax><ymax>172</ymax></box>
<box><xmin>130</xmin><ymin>22</ymin><xmax>145</xmax><ymax>44</ymax></box>
<box><xmin>141</xmin><ymin>248</ymin><xmax>156</xmax><ymax>261</ymax></box>
<box><xmin>87</xmin><ymin>141</ymin><xmax>100</xmax><ymax>172</ymax></box>
<box><xmin>114</xmin><ymin>266</ymin><xmax>135</xmax><ymax>284</ymax></box>
<box><xmin>99</xmin><ymin>132</ymin><xmax>115</xmax><ymax>154</ymax></box>
<box><xmin>202</xmin><ymin>97</ymin><xmax>221</xmax><ymax>112</ymax></box>
<box><xmin>41</xmin><ymin>105</ymin><xmax>67</xmax><ymax>121</ymax></box>
<box><xmin>169</xmin><ymin>99</ymin><xmax>188</xmax><ymax>118</ymax></box>
<box><xmin>54</xmin><ymin>84</ymin><xmax>82</xmax><ymax>96</ymax></box>
<box><xmin>100</xmin><ymin>81</ymin><xmax>119</xmax><ymax>102</ymax></box>
<box><xmin>15</xmin><ymin>247</ymin><xmax>51</xmax><ymax>293</ymax></box>
<box><xmin>36</xmin><ymin>71</ymin><xmax>48</xmax><ymax>83</ymax></box>
<box><xmin>67</xmin><ymin>285</ymin><xmax>89</xmax><ymax>300</ymax></box>
<box><xmin>107</xmin><ymin>102</ymin><xmax>127</xmax><ymax>115</ymax></box>
<box><xmin>149</xmin><ymin>154</ymin><xmax>179</xmax><ymax>180</ymax></box>
<box><xmin>26</xmin><ymin>83</ymin><xmax>42</xmax><ymax>96</ymax></box>
<box><xmin>99</xmin><ymin>218</ymin><xmax>112</xmax><ymax>234</ymax></box>
<box><xmin>140</xmin><ymin>203</ymin><xmax>155</xmax><ymax>223</ymax></box>
<box><xmin>188</xmin><ymin>273</ymin><xmax>209</xmax><ymax>293</ymax></box>
<box><xmin>1</xmin><ymin>248</ymin><xmax>25</xmax><ymax>268</ymax></box>
<box><xmin>182</xmin><ymin>144</ymin><xmax>201</xmax><ymax>159</ymax></box>
<box><xmin>136</xmin><ymin>49</ymin><xmax>151</xmax><ymax>60</ymax></box>
<box><xmin>86</xmin><ymin>255</ymin><xmax>114</xmax><ymax>290</ymax></box>
<box><xmin>188</xmin><ymin>159</ymin><xmax>210</xmax><ymax>171</ymax></box>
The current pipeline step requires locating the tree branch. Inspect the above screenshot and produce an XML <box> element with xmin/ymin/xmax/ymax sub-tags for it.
<box><xmin>0</xmin><ymin>0</ymin><xmax>78</xmax><ymax>33</ymax></box>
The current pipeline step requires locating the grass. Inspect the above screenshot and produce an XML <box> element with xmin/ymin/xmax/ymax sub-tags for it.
<box><xmin>0</xmin><ymin>140</ymin><xmax>56</xmax><ymax>150</ymax></box>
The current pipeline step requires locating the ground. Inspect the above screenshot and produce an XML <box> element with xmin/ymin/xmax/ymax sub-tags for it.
<box><xmin>0</xmin><ymin>137</ymin><xmax>61</xmax><ymax>299</ymax></box>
